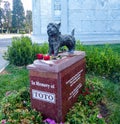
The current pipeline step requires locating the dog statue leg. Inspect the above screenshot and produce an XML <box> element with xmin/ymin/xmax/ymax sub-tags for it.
<box><xmin>53</xmin><ymin>43</ymin><xmax>60</xmax><ymax>56</ymax></box>
<box><xmin>48</xmin><ymin>44</ymin><xmax>54</xmax><ymax>55</ymax></box>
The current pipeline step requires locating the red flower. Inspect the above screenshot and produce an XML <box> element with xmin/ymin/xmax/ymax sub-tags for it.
<box><xmin>82</xmin><ymin>92</ymin><xmax>87</xmax><ymax>96</ymax></box>
<box><xmin>36</xmin><ymin>54</ymin><xmax>43</xmax><ymax>59</ymax></box>
<box><xmin>82</xmin><ymin>91</ymin><xmax>90</xmax><ymax>96</ymax></box>
<box><xmin>88</xmin><ymin>101</ymin><xmax>93</xmax><ymax>106</ymax></box>
<box><xmin>43</xmin><ymin>55</ymin><xmax>50</xmax><ymax>60</ymax></box>
<box><xmin>85</xmin><ymin>88</ymin><xmax>89</xmax><ymax>91</ymax></box>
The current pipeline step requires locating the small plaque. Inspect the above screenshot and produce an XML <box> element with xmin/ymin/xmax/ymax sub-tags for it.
<box><xmin>32</xmin><ymin>89</ymin><xmax>56</xmax><ymax>104</ymax></box>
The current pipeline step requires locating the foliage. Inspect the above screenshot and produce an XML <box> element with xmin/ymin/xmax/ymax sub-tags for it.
<box><xmin>108</xmin><ymin>105</ymin><xmax>120</xmax><ymax>124</ymax></box>
<box><xmin>75</xmin><ymin>40</ymin><xmax>86</xmax><ymax>51</ymax></box>
<box><xmin>25</xmin><ymin>10</ymin><xmax>32</xmax><ymax>33</ymax></box>
<box><xmin>87</xmin><ymin>75</ymin><xmax>120</xmax><ymax>124</ymax></box>
<box><xmin>66</xmin><ymin>78</ymin><xmax>106</xmax><ymax>124</ymax></box>
<box><xmin>4</xmin><ymin>36</ymin><xmax>49</xmax><ymax>66</ymax></box>
<box><xmin>66</xmin><ymin>103</ymin><xmax>105</xmax><ymax>124</ymax></box>
<box><xmin>0</xmin><ymin>0</ymin><xmax>32</xmax><ymax>33</ymax></box>
<box><xmin>37</xmin><ymin>42</ymin><xmax>49</xmax><ymax>54</ymax></box>
<box><xmin>12</xmin><ymin>0</ymin><xmax>25</xmax><ymax>33</ymax></box>
<box><xmin>3</xmin><ymin>1</ymin><xmax>12</xmax><ymax>33</ymax></box>
<box><xmin>0</xmin><ymin>88</ymin><xmax>42</xmax><ymax>124</ymax></box>
<box><xmin>100</xmin><ymin>76</ymin><xmax>120</xmax><ymax>124</ymax></box>
<box><xmin>0</xmin><ymin>7</ymin><xmax>4</xmax><ymax>30</ymax></box>
<box><xmin>5</xmin><ymin>36</ymin><xmax>33</xmax><ymax>66</ymax></box>
<box><xmin>87</xmin><ymin>45</ymin><xmax>120</xmax><ymax>83</ymax></box>
<box><xmin>106</xmin><ymin>44</ymin><xmax>120</xmax><ymax>56</ymax></box>
<box><xmin>66</xmin><ymin>75</ymin><xmax>120</xmax><ymax>124</ymax></box>
<box><xmin>76</xmin><ymin>42</ymin><xmax>120</xmax><ymax>83</ymax></box>
<box><xmin>78</xmin><ymin>78</ymin><xmax>103</xmax><ymax>106</ymax></box>
<box><xmin>0</xmin><ymin>1</ymin><xmax>12</xmax><ymax>33</ymax></box>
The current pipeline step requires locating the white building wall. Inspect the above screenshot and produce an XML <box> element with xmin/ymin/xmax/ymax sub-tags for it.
<box><xmin>32</xmin><ymin>0</ymin><xmax>53</xmax><ymax>43</ymax></box>
<box><xmin>32</xmin><ymin>0</ymin><xmax>120</xmax><ymax>44</ymax></box>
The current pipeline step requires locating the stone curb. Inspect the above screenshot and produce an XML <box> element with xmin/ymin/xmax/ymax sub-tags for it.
<box><xmin>0</xmin><ymin>61</ymin><xmax>9</xmax><ymax>73</ymax></box>
<box><xmin>0</xmin><ymin>47</ymin><xmax>9</xmax><ymax>73</ymax></box>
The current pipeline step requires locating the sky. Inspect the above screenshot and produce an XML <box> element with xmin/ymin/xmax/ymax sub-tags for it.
<box><xmin>21</xmin><ymin>0</ymin><xmax>32</xmax><ymax>11</ymax></box>
<box><xmin>7</xmin><ymin>0</ymin><xmax>32</xmax><ymax>11</ymax></box>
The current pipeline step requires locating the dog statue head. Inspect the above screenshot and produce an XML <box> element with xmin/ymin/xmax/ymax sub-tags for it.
<box><xmin>47</xmin><ymin>23</ymin><xmax>61</xmax><ymax>37</ymax></box>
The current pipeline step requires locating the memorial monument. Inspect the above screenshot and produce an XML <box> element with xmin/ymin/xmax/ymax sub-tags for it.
<box><xmin>27</xmin><ymin>22</ymin><xmax>86</xmax><ymax>122</ymax></box>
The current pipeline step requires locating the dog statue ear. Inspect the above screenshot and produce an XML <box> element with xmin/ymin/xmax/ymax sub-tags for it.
<box><xmin>57</xmin><ymin>23</ymin><xmax>61</xmax><ymax>29</ymax></box>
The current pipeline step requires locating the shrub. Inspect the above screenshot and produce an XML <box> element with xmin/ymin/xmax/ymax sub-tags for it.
<box><xmin>76</xmin><ymin>42</ymin><xmax>120</xmax><ymax>83</ymax></box>
<box><xmin>37</xmin><ymin>42</ymin><xmax>49</xmax><ymax>54</ymax></box>
<box><xmin>4</xmin><ymin>36</ymin><xmax>48</xmax><ymax>66</ymax></box>
<box><xmin>0</xmin><ymin>88</ymin><xmax>42</xmax><ymax>123</ymax></box>
<box><xmin>4</xmin><ymin>36</ymin><xmax>33</xmax><ymax>66</ymax></box>
<box><xmin>86</xmin><ymin>45</ymin><xmax>120</xmax><ymax>83</ymax></box>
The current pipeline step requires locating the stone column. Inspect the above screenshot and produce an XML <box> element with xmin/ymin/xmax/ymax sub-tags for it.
<box><xmin>32</xmin><ymin>0</ymin><xmax>41</xmax><ymax>35</ymax></box>
<box><xmin>61</xmin><ymin>0</ymin><xmax>68</xmax><ymax>34</ymax></box>
<box><xmin>32</xmin><ymin>0</ymin><xmax>53</xmax><ymax>43</ymax></box>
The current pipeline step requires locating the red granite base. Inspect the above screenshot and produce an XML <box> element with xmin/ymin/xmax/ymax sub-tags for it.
<box><xmin>27</xmin><ymin>51</ymin><xmax>86</xmax><ymax>122</ymax></box>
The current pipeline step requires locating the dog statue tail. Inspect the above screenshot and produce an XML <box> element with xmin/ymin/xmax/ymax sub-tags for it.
<box><xmin>71</xmin><ymin>29</ymin><xmax>76</xmax><ymax>52</ymax></box>
<box><xmin>71</xmin><ymin>29</ymin><xmax>75</xmax><ymax>36</ymax></box>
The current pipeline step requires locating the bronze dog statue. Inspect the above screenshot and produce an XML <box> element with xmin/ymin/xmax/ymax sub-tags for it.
<box><xmin>47</xmin><ymin>23</ymin><xmax>76</xmax><ymax>56</ymax></box>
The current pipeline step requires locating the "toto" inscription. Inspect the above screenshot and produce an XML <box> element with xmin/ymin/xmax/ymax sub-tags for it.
<box><xmin>32</xmin><ymin>89</ymin><xmax>56</xmax><ymax>104</ymax></box>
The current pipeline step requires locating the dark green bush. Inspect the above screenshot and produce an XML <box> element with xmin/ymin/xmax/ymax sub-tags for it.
<box><xmin>76</xmin><ymin>42</ymin><xmax>120</xmax><ymax>83</ymax></box>
<box><xmin>5</xmin><ymin>36</ymin><xmax>33</xmax><ymax>66</ymax></box>
<box><xmin>87</xmin><ymin>45</ymin><xmax>120</xmax><ymax>83</ymax></box>
<box><xmin>4</xmin><ymin>36</ymin><xmax>48</xmax><ymax>66</ymax></box>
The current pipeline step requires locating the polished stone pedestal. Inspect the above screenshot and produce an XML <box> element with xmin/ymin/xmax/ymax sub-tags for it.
<box><xmin>27</xmin><ymin>51</ymin><xmax>86</xmax><ymax>122</ymax></box>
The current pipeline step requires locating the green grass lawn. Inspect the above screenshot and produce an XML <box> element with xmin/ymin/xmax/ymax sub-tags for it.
<box><xmin>0</xmin><ymin>43</ymin><xmax>120</xmax><ymax>123</ymax></box>
<box><xmin>0</xmin><ymin>65</ymin><xmax>29</xmax><ymax>99</ymax></box>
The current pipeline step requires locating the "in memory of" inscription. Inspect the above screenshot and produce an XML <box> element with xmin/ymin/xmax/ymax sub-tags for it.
<box><xmin>31</xmin><ymin>80</ymin><xmax>55</xmax><ymax>89</ymax></box>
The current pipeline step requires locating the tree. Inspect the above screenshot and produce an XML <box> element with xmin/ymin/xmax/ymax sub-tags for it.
<box><xmin>0</xmin><ymin>0</ymin><xmax>4</xmax><ymax>33</ymax></box>
<box><xmin>3</xmin><ymin>1</ymin><xmax>12</xmax><ymax>33</ymax></box>
<box><xmin>12</xmin><ymin>0</ymin><xmax>25</xmax><ymax>33</ymax></box>
<box><xmin>0</xmin><ymin>8</ymin><xmax>4</xmax><ymax>33</ymax></box>
<box><xmin>25</xmin><ymin>10</ymin><xmax>32</xmax><ymax>33</ymax></box>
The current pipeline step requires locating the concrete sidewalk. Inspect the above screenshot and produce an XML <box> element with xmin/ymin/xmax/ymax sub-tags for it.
<box><xmin>0</xmin><ymin>47</ymin><xmax>9</xmax><ymax>73</ymax></box>
<box><xmin>0</xmin><ymin>34</ymin><xmax>31</xmax><ymax>39</ymax></box>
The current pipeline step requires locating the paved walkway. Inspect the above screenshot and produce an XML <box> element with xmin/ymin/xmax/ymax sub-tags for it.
<box><xmin>0</xmin><ymin>34</ymin><xmax>31</xmax><ymax>39</ymax></box>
